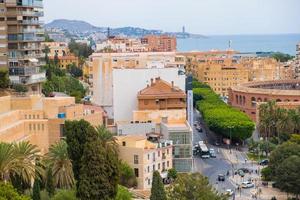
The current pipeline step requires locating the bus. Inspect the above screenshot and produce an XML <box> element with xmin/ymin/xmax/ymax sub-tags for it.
<box><xmin>198</xmin><ymin>141</ymin><xmax>210</xmax><ymax>158</ymax></box>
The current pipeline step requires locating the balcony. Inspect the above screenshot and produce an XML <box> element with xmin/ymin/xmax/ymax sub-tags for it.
<box><xmin>21</xmin><ymin>20</ymin><xmax>44</xmax><ymax>25</ymax></box>
<box><xmin>8</xmin><ymin>36</ymin><xmax>44</xmax><ymax>42</ymax></box>
<box><xmin>9</xmin><ymin>66</ymin><xmax>42</xmax><ymax>76</ymax></box>
<box><xmin>19</xmin><ymin>11</ymin><xmax>44</xmax><ymax>17</ymax></box>
<box><xmin>9</xmin><ymin>53</ymin><xmax>45</xmax><ymax>60</ymax></box>
<box><xmin>23</xmin><ymin>28</ymin><xmax>44</xmax><ymax>34</ymax></box>
<box><xmin>9</xmin><ymin>72</ymin><xmax>46</xmax><ymax>85</ymax></box>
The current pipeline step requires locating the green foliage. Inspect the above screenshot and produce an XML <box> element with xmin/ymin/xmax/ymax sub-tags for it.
<box><xmin>51</xmin><ymin>190</ymin><xmax>77</xmax><ymax>200</ymax></box>
<box><xmin>12</xmin><ymin>84</ymin><xmax>28</xmax><ymax>93</ymax></box>
<box><xmin>271</xmin><ymin>52</ymin><xmax>294</xmax><ymax>62</ymax></box>
<box><xmin>45</xmin><ymin>34</ymin><xmax>54</xmax><ymax>42</ymax></box>
<box><xmin>0</xmin><ymin>68</ymin><xmax>9</xmax><ymax>89</ymax></box>
<box><xmin>0</xmin><ymin>182</ymin><xmax>30</xmax><ymax>200</ymax></box>
<box><xmin>119</xmin><ymin>161</ymin><xmax>137</xmax><ymax>188</ymax></box>
<box><xmin>275</xmin><ymin>155</ymin><xmax>300</xmax><ymax>197</ymax></box>
<box><xmin>68</xmin><ymin>40</ymin><xmax>93</xmax><ymax>58</ymax></box>
<box><xmin>193</xmin><ymin>82</ymin><xmax>255</xmax><ymax>140</ymax></box>
<box><xmin>40</xmin><ymin>190</ymin><xmax>50</xmax><ymax>200</ymax></box>
<box><xmin>150</xmin><ymin>171</ymin><xmax>167</xmax><ymax>200</ymax></box>
<box><xmin>167</xmin><ymin>168</ymin><xmax>177</xmax><ymax>180</ymax></box>
<box><xmin>46</xmin><ymin>140</ymin><xmax>75</xmax><ymax>189</ymax></box>
<box><xmin>166</xmin><ymin>173</ymin><xmax>226</xmax><ymax>200</ymax></box>
<box><xmin>115</xmin><ymin>185</ymin><xmax>132</xmax><ymax>200</ymax></box>
<box><xmin>67</xmin><ymin>64</ymin><xmax>83</xmax><ymax>78</ymax></box>
<box><xmin>77</xmin><ymin>139</ymin><xmax>113</xmax><ymax>199</ymax></box>
<box><xmin>45</xmin><ymin>168</ymin><xmax>55</xmax><ymax>197</ymax></box>
<box><xmin>258</xmin><ymin>101</ymin><xmax>300</xmax><ymax>139</ymax></box>
<box><xmin>42</xmin><ymin>75</ymin><xmax>86</xmax><ymax>103</ymax></box>
<box><xmin>32</xmin><ymin>179</ymin><xmax>41</xmax><ymax>200</ymax></box>
<box><xmin>64</xmin><ymin>120</ymin><xmax>95</xmax><ymax>182</ymax></box>
<box><xmin>261</xmin><ymin>167</ymin><xmax>272</xmax><ymax>181</ymax></box>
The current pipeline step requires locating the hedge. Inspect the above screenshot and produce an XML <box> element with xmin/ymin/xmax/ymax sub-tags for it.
<box><xmin>193</xmin><ymin>82</ymin><xmax>255</xmax><ymax>141</ymax></box>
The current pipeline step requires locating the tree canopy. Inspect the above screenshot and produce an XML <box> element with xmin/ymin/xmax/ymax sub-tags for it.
<box><xmin>0</xmin><ymin>182</ymin><xmax>30</xmax><ymax>200</ymax></box>
<box><xmin>68</xmin><ymin>40</ymin><xmax>93</xmax><ymax>58</ymax></box>
<box><xmin>193</xmin><ymin>81</ymin><xmax>255</xmax><ymax>140</ymax></box>
<box><xmin>0</xmin><ymin>68</ymin><xmax>9</xmax><ymax>89</ymax></box>
<box><xmin>271</xmin><ymin>52</ymin><xmax>294</xmax><ymax>62</ymax></box>
<box><xmin>166</xmin><ymin>173</ymin><xmax>226</xmax><ymax>200</ymax></box>
<box><xmin>150</xmin><ymin>171</ymin><xmax>167</xmax><ymax>200</ymax></box>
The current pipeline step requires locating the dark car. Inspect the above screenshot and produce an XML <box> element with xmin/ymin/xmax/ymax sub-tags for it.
<box><xmin>218</xmin><ymin>174</ymin><xmax>225</xmax><ymax>181</ymax></box>
<box><xmin>259</xmin><ymin>159</ymin><xmax>269</xmax><ymax>166</ymax></box>
<box><xmin>238</xmin><ymin>168</ymin><xmax>250</xmax><ymax>173</ymax></box>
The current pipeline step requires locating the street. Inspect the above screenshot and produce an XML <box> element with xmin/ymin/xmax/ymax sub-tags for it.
<box><xmin>192</xmin><ymin>109</ymin><xmax>262</xmax><ymax>199</ymax></box>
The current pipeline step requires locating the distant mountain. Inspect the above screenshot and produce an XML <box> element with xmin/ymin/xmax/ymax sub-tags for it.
<box><xmin>45</xmin><ymin>19</ymin><xmax>205</xmax><ymax>38</ymax></box>
<box><xmin>45</xmin><ymin>19</ymin><xmax>105</xmax><ymax>33</ymax></box>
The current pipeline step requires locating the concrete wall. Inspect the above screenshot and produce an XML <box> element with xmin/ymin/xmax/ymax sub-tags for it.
<box><xmin>116</xmin><ymin>122</ymin><xmax>157</xmax><ymax>136</ymax></box>
<box><xmin>113</xmin><ymin>67</ymin><xmax>186</xmax><ymax>123</ymax></box>
<box><xmin>133</xmin><ymin>109</ymin><xmax>187</xmax><ymax>124</ymax></box>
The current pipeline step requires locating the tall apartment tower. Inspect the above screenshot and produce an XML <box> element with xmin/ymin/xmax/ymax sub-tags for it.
<box><xmin>0</xmin><ymin>0</ymin><xmax>45</xmax><ymax>93</ymax></box>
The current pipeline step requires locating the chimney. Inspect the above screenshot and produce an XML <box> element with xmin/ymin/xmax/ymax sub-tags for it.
<box><xmin>171</xmin><ymin>81</ymin><xmax>174</xmax><ymax>88</ymax></box>
<box><xmin>150</xmin><ymin>78</ymin><xmax>154</xmax><ymax>86</ymax></box>
<box><xmin>155</xmin><ymin>77</ymin><xmax>160</xmax><ymax>82</ymax></box>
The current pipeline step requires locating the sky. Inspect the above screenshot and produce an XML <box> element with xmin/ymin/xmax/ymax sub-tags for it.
<box><xmin>44</xmin><ymin>0</ymin><xmax>300</xmax><ymax>35</ymax></box>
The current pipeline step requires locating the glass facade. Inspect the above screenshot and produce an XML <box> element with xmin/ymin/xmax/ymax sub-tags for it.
<box><xmin>173</xmin><ymin>159</ymin><xmax>193</xmax><ymax>172</ymax></box>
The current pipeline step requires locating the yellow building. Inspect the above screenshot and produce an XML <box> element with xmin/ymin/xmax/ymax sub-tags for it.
<box><xmin>0</xmin><ymin>95</ymin><xmax>104</xmax><ymax>153</ymax></box>
<box><xmin>116</xmin><ymin>135</ymin><xmax>173</xmax><ymax>190</ymax></box>
<box><xmin>49</xmin><ymin>55</ymin><xmax>80</xmax><ymax>70</ymax></box>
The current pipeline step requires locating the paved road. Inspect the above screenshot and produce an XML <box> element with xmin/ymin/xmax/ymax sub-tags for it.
<box><xmin>192</xmin><ymin>109</ymin><xmax>260</xmax><ymax>199</ymax></box>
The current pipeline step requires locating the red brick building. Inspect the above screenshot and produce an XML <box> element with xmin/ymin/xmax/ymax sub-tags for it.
<box><xmin>141</xmin><ymin>35</ymin><xmax>177</xmax><ymax>52</ymax></box>
<box><xmin>228</xmin><ymin>80</ymin><xmax>300</xmax><ymax>121</ymax></box>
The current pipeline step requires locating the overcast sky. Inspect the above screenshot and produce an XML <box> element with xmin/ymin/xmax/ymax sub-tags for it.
<box><xmin>44</xmin><ymin>0</ymin><xmax>300</xmax><ymax>35</ymax></box>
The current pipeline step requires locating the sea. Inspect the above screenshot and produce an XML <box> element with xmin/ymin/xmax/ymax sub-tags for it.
<box><xmin>177</xmin><ymin>34</ymin><xmax>300</xmax><ymax>55</ymax></box>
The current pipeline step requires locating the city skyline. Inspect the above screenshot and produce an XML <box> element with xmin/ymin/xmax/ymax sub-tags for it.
<box><xmin>44</xmin><ymin>0</ymin><xmax>300</xmax><ymax>35</ymax></box>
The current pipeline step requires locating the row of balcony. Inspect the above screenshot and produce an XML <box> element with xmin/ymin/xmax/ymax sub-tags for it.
<box><xmin>9</xmin><ymin>72</ymin><xmax>46</xmax><ymax>85</ymax></box>
<box><xmin>9</xmin><ymin>66</ymin><xmax>44</xmax><ymax>76</ymax></box>
<box><xmin>6</xmin><ymin>11</ymin><xmax>44</xmax><ymax>17</ymax></box>
<box><xmin>8</xmin><ymin>36</ymin><xmax>44</xmax><ymax>42</ymax></box>
<box><xmin>8</xmin><ymin>53</ymin><xmax>45</xmax><ymax>60</ymax></box>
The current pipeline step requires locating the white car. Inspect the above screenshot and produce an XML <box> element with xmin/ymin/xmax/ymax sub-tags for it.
<box><xmin>241</xmin><ymin>181</ymin><xmax>254</xmax><ymax>188</ymax></box>
<box><xmin>225</xmin><ymin>189</ymin><xmax>234</xmax><ymax>196</ymax></box>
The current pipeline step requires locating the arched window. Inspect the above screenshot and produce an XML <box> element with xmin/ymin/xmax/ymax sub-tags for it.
<box><xmin>239</xmin><ymin>95</ymin><xmax>242</xmax><ymax>105</ymax></box>
<box><xmin>264</xmin><ymin>98</ymin><xmax>268</xmax><ymax>102</ymax></box>
<box><xmin>251</xmin><ymin>97</ymin><xmax>256</xmax><ymax>107</ymax></box>
<box><xmin>236</xmin><ymin>95</ymin><xmax>238</xmax><ymax>104</ymax></box>
<box><xmin>243</xmin><ymin>96</ymin><xmax>246</xmax><ymax>105</ymax></box>
<box><xmin>257</xmin><ymin>98</ymin><xmax>262</xmax><ymax>102</ymax></box>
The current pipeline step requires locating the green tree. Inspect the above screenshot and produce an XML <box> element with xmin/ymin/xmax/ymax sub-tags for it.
<box><xmin>51</xmin><ymin>189</ymin><xmax>77</xmax><ymax>200</ymax></box>
<box><xmin>0</xmin><ymin>68</ymin><xmax>9</xmax><ymax>89</ymax></box>
<box><xmin>261</xmin><ymin>167</ymin><xmax>272</xmax><ymax>181</ymax></box>
<box><xmin>150</xmin><ymin>171</ymin><xmax>167</xmax><ymax>200</ymax></box>
<box><xmin>0</xmin><ymin>142</ymin><xmax>40</xmax><ymax>185</ymax></box>
<box><xmin>167</xmin><ymin>168</ymin><xmax>177</xmax><ymax>180</ymax></box>
<box><xmin>46</xmin><ymin>140</ymin><xmax>75</xmax><ymax>189</ymax></box>
<box><xmin>12</xmin><ymin>84</ymin><xmax>28</xmax><ymax>93</ymax></box>
<box><xmin>32</xmin><ymin>178</ymin><xmax>41</xmax><ymax>200</ymax></box>
<box><xmin>275</xmin><ymin>155</ymin><xmax>300</xmax><ymax>198</ymax></box>
<box><xmin>45</xmin><ymin>168</ymin><xmax>55</xmax><ymax>197</ymax></box>
<box><xmin>67</xmin><ymin>64</ymin><xmax>83</xmax><ymax>78</ymax></box>
<box><xmin>0</xmin><ymin>182</ymin><xmax>30</xmax><ymax>200</ymax></box>
<box><xmin>77</xmin><ymin>137</ymin><xmax>113</xmax><ymax>199</ymax></box>
<box><xmin>68</xmin><ymin>40</ymin><xmax>93</xmax><ymax>58</ymax></box>
<box><xmin>119</xmin><ymin>161</ymin><xmax>137</xmax><ymax>188</ymax></box>
<box><xmin>272</xmin><ymin>52</ymin><xmax>294</xmax><ymax>62</ymax></box>
<box><xmin>54</xmin><ymin>52</ymin><xmax>59</xmax><ymax>67</ymax></box>
<box><xmin>45</xmin><ymin>34</ymin><xmax>54</xmax><ymax>42</ymax></box>
<box><xmin>166</xmin><ymin>173</ymin><xmax>226</xmax><ymax>200</ymax></box>
<box><xmin>64</xmin><ymin>120</ymin><xmax>95</xmax><ymax>182</ymax></box>
<box><xmin>115</xmin><ymin>185</ymin><xmax>132</xmax><ymax>200</ymax></box>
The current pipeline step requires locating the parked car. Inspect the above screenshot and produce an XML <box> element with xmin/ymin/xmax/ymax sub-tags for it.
<box><xmin>237</xmin><ymin>170</ymin><xmax>245</xmax><ymax>177</ymax></box>
<box><xmin>209</xmin><ymin>148</ymin><xmax>216</xmax><ymax>158</ymax></box>
<box><xmin>238</xmin><ymin>168</ymin><xmax>250</xmax><ymax>173</ymax></box>
<box><xmin>218</xmin><ymin>174</ymin><xmax>225</xmax><ymax>181</ymax></box>
<box><xmin>259</xmin><ymin>159</ymin><xmax>269</xmax><ymax>166</ymax></box>
<box><xmin>225</xmin><ymin>189</ymin><xmax>234</xmax><ymax>196</ymax></box>
<box><xmin>241</xmin><ymin>181</ymin><xmax>254</xmax><ymax>188</ymax></box>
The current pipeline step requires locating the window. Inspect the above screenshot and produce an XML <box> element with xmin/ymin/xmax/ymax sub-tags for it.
<box><xmin>147</xmin><ymin>166</ymin><xmax>150</xmax><ymax>173</ymax></box>
<box><xmin>158</xmin><ymin>151</ymin><xmax>160</xmax><ymax>157</ymax></box>
<box><xmin>29</xmin><ymin>124</ymin><xmax>32</xmax><ymax>131</ymax></box>
<box><xmin>147</xmin><ymin>154</ymin><xmax>150</xmax><ymax>160</ymax></box>
<box><xmin>25</xmin><ymin>114</ymin><xmax>27</xmax><ymax>119</ymax></box>
<box><xmin>134</xmin><ymin>168</ymin><xmax>139</xmax><ymax>177</ymax></box>
<box><xmin>41</xmin><ymin>124</ymin><xmax>44</xmax><ymax>131</ymax></box>
<box><xmin>162</xmin><ymin>162</ymin><xmax>165</xmax><ymax>171</ymax></box>
<box><xmin>153</xmin><ymin>165</ymin><xmax>155</xmax><ymax>171</ymax></box>
<box><xmin>152</xmin><ymin>152</ymin><xmax>155</xmax><ymax>162</ymax></box>
<box><xmin>122</xmin><ymin>141</ymin><xmax>126</xmax><ymax>146</ymax></box>
<box><xmin>144</xmin><ymin>100</ymin><xmax>149</xmax><ymax>105</ymax></box>
<box><xmin>148</xmin><ymin>178</ymin><xmax>151</xmax><ymax>185</ymax></box>
<box><xmin>134</xmin><ymin>155</ymin><xmax>139</xmax><ymax>164</ymax></box>
<box><xmin>158</xmin><ymin>163</ymin><xmax>160</xmax><ymax>170</ymax></box>
<box><xmin>167</xmin><ymin>161</ymin><xmax>169</xmax><ymax>167</ymax></box>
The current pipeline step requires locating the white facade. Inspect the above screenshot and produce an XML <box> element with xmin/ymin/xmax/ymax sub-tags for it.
<box><xmin>113</xmin><ymin>67</ymin><xmax>186</xmax><ymax>123</ymax></box>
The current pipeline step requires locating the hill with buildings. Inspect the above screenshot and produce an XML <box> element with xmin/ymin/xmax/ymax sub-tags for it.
<box><xmin>45</xmin><ymin>19</ymin><xmax>205</xmax><ymax>39</ymax></box>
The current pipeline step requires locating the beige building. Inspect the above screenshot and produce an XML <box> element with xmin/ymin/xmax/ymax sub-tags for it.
<box><xmin>42</xmin><ymin>42</ymin><xmax>69</xmax><ymax>57</ymax></box>
<box><xmin>0</xmin><ymin>0</ymin><xmax>45</xmax><ymax>92</ymax></box>
<box><xmin>116</xmin><ymin>135</ymin><xmax>173</xmax><ymax>190</ymax></box>
<box><xmin>185</xmin><ymin>51</ymin><xmax>291</xmax><ymax>97</ymax></box>
<box><xmin>0</xmin><ymin>94</ymin><xmax>104</xmax><ymax>153</ymax></box>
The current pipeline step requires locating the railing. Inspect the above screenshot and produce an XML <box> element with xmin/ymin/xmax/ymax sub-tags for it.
<box><xmin>9</xmin><ymin>53</ymin><xmax>45</xmax><ymax>60</ymax></box>
<box><xmin>21</xmin><ymin>20</ymin><xmax>44</xmax><ymax>25</ymax></box>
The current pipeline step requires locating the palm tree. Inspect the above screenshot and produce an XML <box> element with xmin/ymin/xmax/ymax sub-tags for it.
<box><xmin>0</xmin><ymin>141</ymin><xmax>41</xmax><ymax>184</ymax></box>
<box><xmin>46</xmin><ymin>140</ymin><xmax>74</xmax><ymax>189</ymax></box>
<box><xmin>95</xmin><ymin>125</ymin><xmax>118</xmax><ymax>154</ymax></box>
<box><xmin>0</xmin><ymin>142</ymin><xmax>17</xmax><ymax>181</ymax></box>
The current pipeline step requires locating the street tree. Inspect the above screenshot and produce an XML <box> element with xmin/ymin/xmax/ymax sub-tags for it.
<box><xmin>150</xmin><ymin>171</ymin><xmax>167</xmax><ymax>200</ymax></box>
<box><xmin>166</xmin><ymin>173</ymin><xmax>226</xmax><ymax>200</ymax></box>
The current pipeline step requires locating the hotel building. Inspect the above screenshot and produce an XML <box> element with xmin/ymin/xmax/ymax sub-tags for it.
<box><xmin>0</xmin><ymin>0</ymin><xmax>45</xmax><ymax>93</ymax></box>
